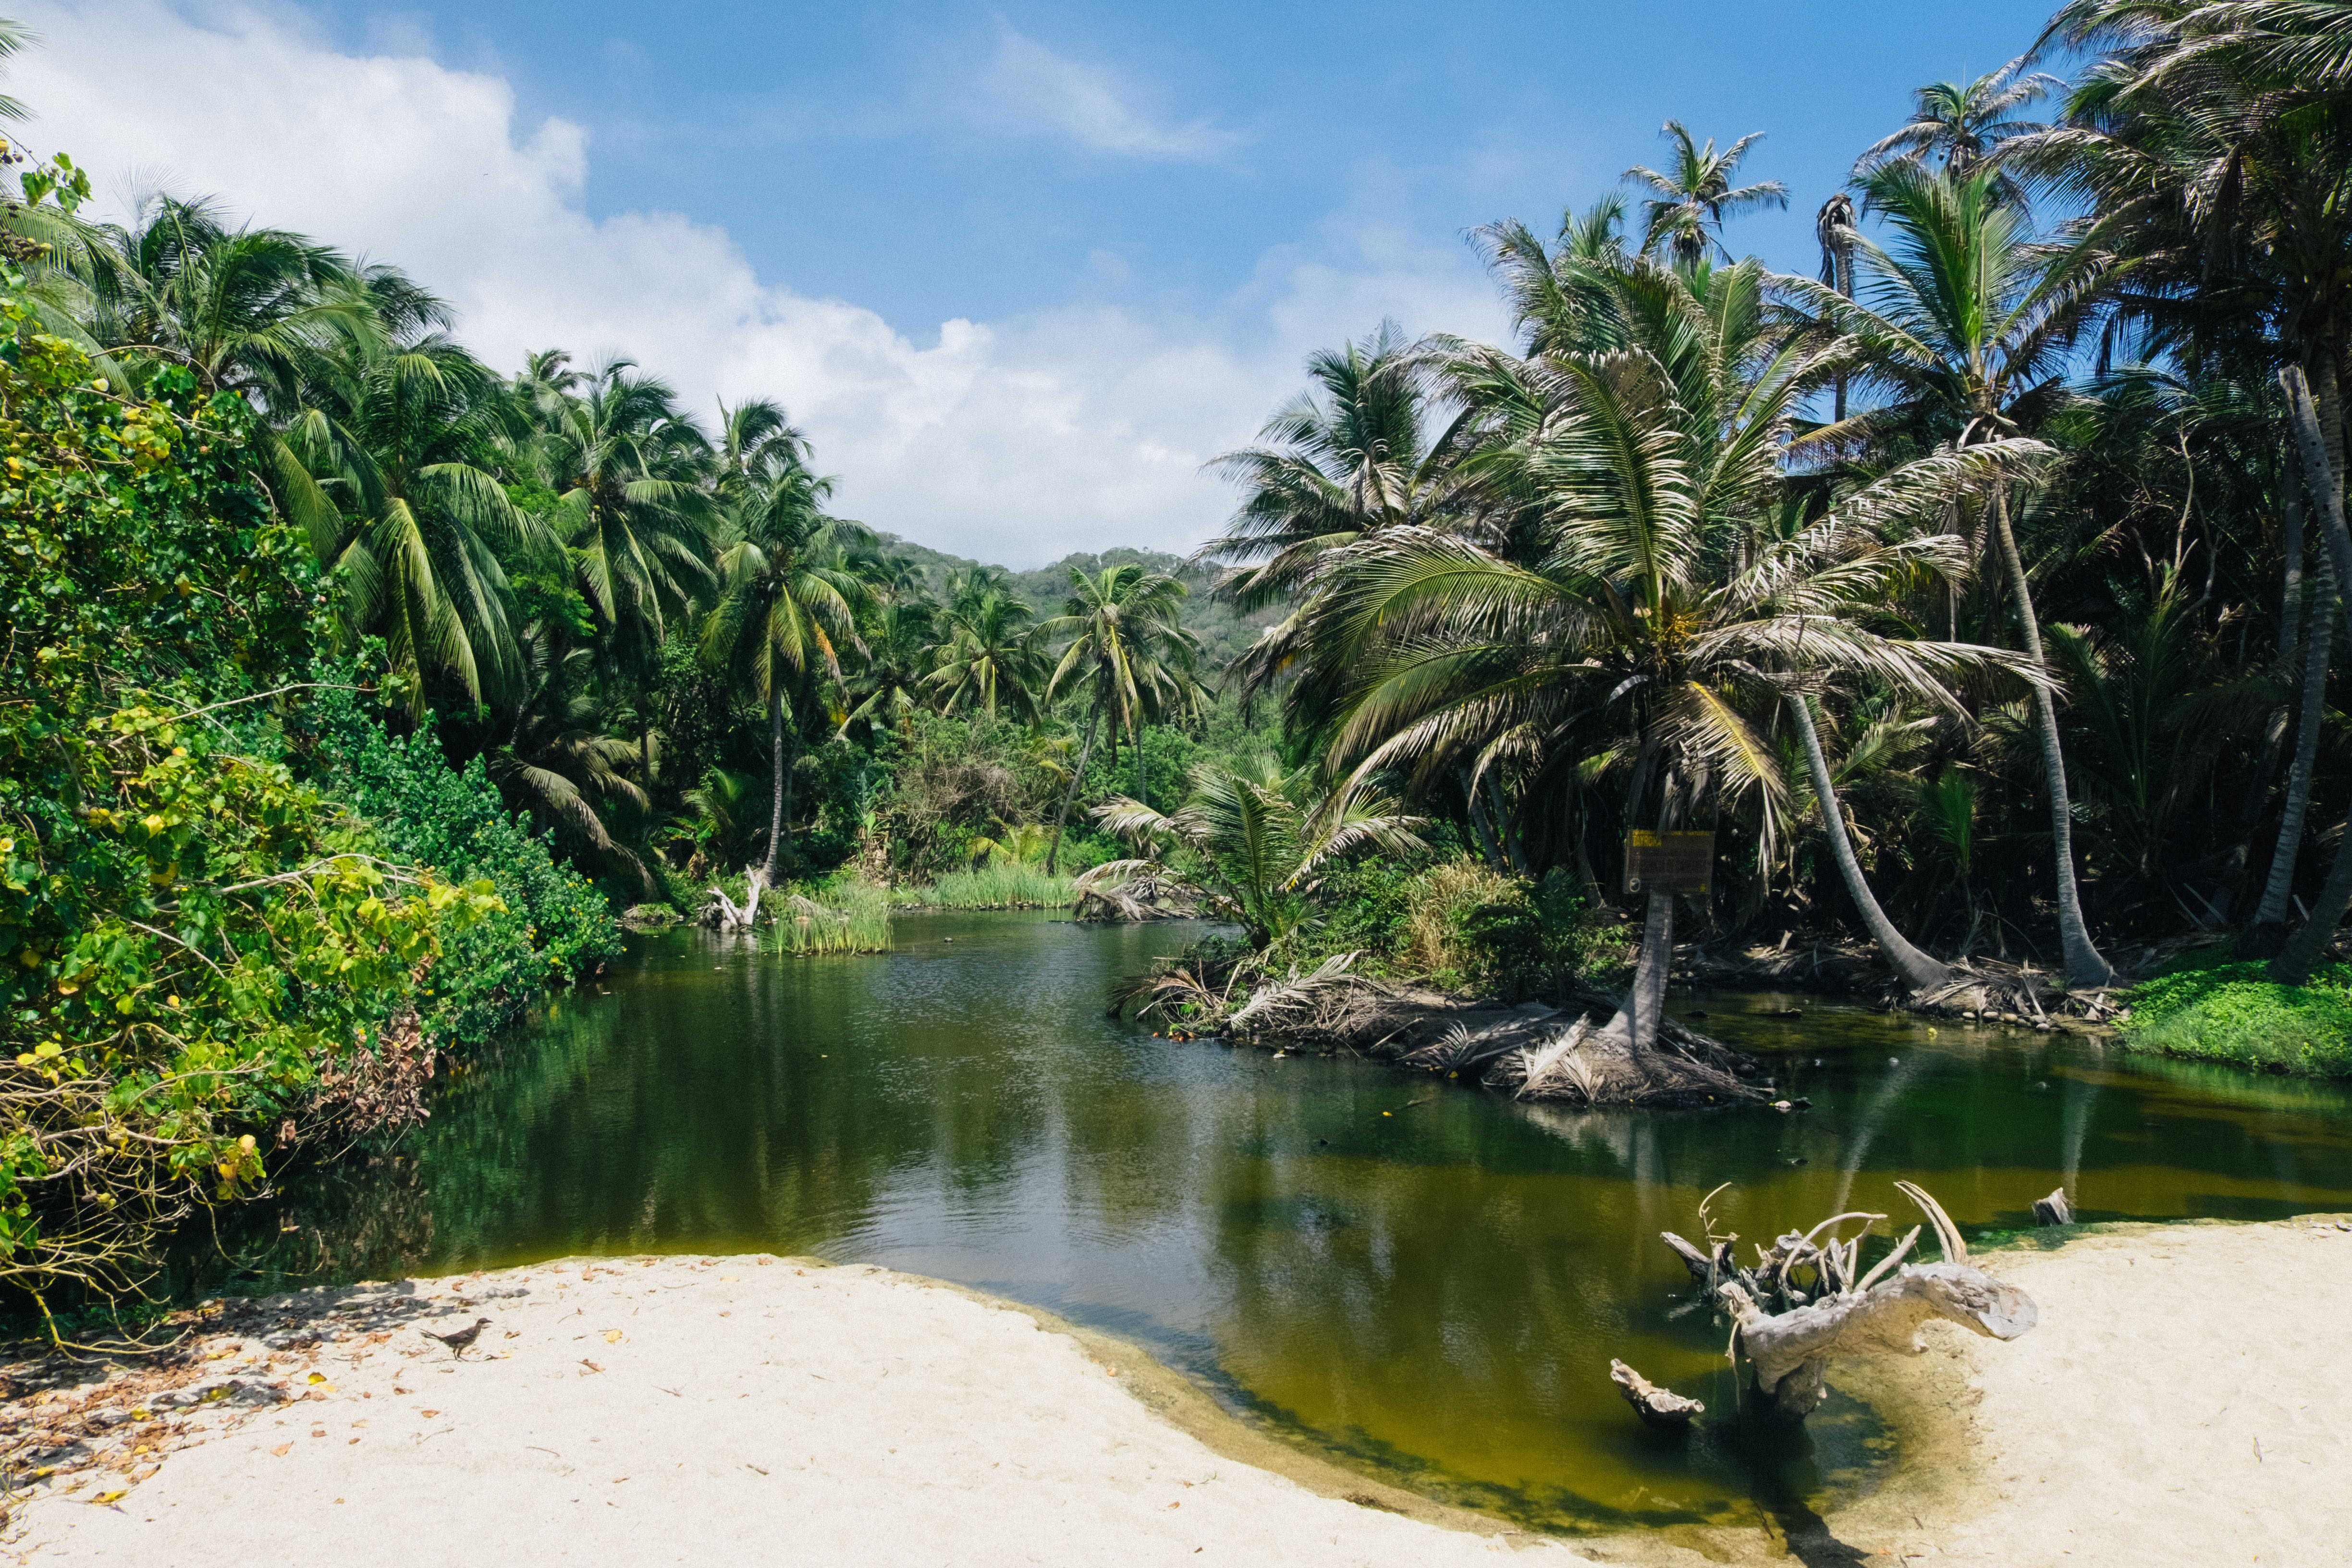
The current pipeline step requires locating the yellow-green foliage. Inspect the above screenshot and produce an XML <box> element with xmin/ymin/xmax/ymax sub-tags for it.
<box><xmin>0</xmin><ymin>307</ymin><xmax>503</xmax><ymax>1307</ymax></box>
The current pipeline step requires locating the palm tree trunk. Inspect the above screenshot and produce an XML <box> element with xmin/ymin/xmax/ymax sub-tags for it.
<box><xmin>1461</xmin><ymin>769</ymin><xmax>1507</xmax><ymax>871</ymax></box>
<box><xmin>1045</xmin><ymin>704</ymin><xmax>1102</xmax><ymax>876</ymax></box>
<box><xmin>2268</xmin><ymin>362</ymin><xmax>2352</xmax><ymax>983</ymax></box>
<box><xmin>2249</xmin><ymin>551</ymin><xmax>2334</xmax><ymax>946</ymax></box>
<box><xmin>1136</xmin><ymin>723</ymin><xmax>1149</xmax><ymax>814</ymax></box>
<box><xmin>763</xmin><ymin>686</ymin><xmax>786</xmax><ymax>881</ymax></box>
<box><xmin>2233</xmin><ymin>456</ymin><xmax>2307</xmax><ymax>930</ymax></box>
<box><xmin>1617</xmin><ymin>889</ymin><xmax>1674</xmax><ymax>1055</ymax></box>
<box><xmin>1990</xmin><ymin>485</ymin><xmax>2113</xmax><ymax>988</ymax></box>
<box><xmin>1787</xmin><ymin>693</ymin><xmax>1953</xmax><ymax>992</ymax></box>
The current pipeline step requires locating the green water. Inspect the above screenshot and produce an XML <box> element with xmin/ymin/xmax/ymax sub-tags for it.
<box><xmin>231</xmin><ymin>913</ymin><xmax>2352</xmax><ymax>1537</ymax></box>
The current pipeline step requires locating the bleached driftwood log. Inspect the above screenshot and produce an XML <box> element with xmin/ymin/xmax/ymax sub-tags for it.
<box><xmin>2032</xmin><ymin>1187</ymin><xmax>2073</xmax><ymax>1226</ymax></box>
<box><xmin>707</xmin><ymin>866</ymin><xmax>768</xmax><ymax>932</ymax></box>
<box><xmin>1608</xmin><ymin>1359</ymin><xmax>1704</xmax><ymax>1428</ymax></box>
<box><xmin>1662</xmin><ymin>1180</ymin><xmax>2038</xmax><ymax>1419</ymax></box>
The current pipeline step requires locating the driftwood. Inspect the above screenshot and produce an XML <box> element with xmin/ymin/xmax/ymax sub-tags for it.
<box><xmin>1658</xmin><ymin>1180</ymin><xmax>2038</xmax><ymax>1420</ymax></box>
<box><xmin>1608</xmin><ymin>1359</ymin><xmax>1704</xmax><ymax>1428</ymax></box>
<box><xmin>706</xmin><ymin>866</ymin><xmax>769</xmax><ymax>932</ymax></box>
<box><xmin>2032</xmin><ymin>1187</ymin><xmax>2074</xmax><ymax>1226</ymax></box>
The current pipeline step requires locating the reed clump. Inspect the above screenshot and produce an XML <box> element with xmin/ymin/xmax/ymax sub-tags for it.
<box><xmin>775</xmin><ymin>880</ymin><xmax>894</xmax><ymax>954</ymax></box>
<box><xmin>894</xmin><ymin>864</ymin><xmax>1077</xmax><ymax>909</ymax></box>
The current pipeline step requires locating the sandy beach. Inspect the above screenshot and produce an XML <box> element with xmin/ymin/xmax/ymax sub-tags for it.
<box><xmin>8</xmin><ymin>1216</ymin><xmax>2350</xmax><ymax>1566</ymax></box>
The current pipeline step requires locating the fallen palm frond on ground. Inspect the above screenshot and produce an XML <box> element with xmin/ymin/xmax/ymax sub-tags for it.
<box><xmin>1116</xmin><ymin>951</ymin><xmax>1765</xmax><ymax>1108</ymax></box>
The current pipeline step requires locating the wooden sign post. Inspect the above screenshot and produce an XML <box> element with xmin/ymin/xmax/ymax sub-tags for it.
<box><xmin>1624</xmin><ymin>830</ymin><xmax>1714</xmax><ymax>896</ymax></box>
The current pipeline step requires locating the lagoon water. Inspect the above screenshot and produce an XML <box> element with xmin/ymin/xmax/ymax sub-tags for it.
<box><xmin>241</xmin><ymin>913</ymin><xmax>2352</xmax><ymax>1536</ymax></box>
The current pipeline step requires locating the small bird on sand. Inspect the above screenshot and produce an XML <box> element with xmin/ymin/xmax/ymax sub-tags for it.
<box><xmin>421</xmin><ymin>1317</ymin><xmax>493</xmax><ymax>1360</ymax></box>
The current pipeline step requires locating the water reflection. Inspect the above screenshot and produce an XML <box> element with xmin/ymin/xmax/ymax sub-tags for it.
<box><xmin>201</xmin><ymin>921</ymin><xmax>2352</xmax><ymax>1536</ymax></box>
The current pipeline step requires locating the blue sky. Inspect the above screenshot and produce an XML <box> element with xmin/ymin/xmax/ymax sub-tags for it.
<box><xmin>318</xmin><ymin>0</ymin><xmax>2062</xmax><ymax>334</ymax></box>
<box><xmin>23</xmin><ymin>1</ymin><xmax>2067</xmax><ymax>563</ymax></box>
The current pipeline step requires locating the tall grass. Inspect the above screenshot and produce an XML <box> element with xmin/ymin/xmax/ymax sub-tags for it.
<box><xmin>773</xmin><ymin>880</ymin><xmax>894</xmax><ymax>954</ymax></box>
<box><xmin>894</xmin><ymin>863</ymin><xmax>1078</xmax><ymax>909</ymax></box>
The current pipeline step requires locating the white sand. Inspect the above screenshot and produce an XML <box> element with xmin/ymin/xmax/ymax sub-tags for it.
<box><xmin>11</xmin><ymin>1256</ymin><xmax>1577</xmax><ymax>1566</ymax></box>
<box><xmin>1848</xmin><ymin>1214</ymin><xmax>2352</xmax><ymax>1568</ymax></box>
<box><xmin>15</xmin><ymin>1218</ymin><xmax>2351</xmax><ymax>1567</ymax></box>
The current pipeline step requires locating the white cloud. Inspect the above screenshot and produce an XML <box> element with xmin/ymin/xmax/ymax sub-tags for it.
<box><xmin>8</xmin><ymin>1</ymin><xmax>1508</xmax><ymax>566</ymax></box>
<box><xmin>980</xmin><ymin>29</ymin><xmax>1238</xmax><ymax>161</ymax></box>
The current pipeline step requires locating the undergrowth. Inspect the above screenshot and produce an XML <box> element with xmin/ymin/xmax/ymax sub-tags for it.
<box><xmin>2120</xmin><ymin>957</ymin><xmax>2352</xmax><ymax>1077</ymax></box>
<box><xmin>894</xmin><ymin>863</ymin><xmax>1077</xmax><ymax>909</ymax></box>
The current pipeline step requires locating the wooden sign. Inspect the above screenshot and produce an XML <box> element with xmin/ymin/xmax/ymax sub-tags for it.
<box><xmin>1624</xmin><ymin>830</ymin><xmax>1713</xmax><ymax>895</ymax></box>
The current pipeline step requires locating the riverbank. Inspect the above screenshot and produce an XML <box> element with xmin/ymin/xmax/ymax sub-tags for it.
<box><xmin>1581</xmin><ymin>1213</ymin><xmax>2352</xmax><ymax>1568</ymax></box>
<box><xmin>3</xmin><ymin>1256</ymin><xmax>1578</xmax><ymax>1565</ymax></box>
<box><xmin>10</xmin><ymin>1217</ymin><xmax>2350</xmax><ymax>1565</ymax></box>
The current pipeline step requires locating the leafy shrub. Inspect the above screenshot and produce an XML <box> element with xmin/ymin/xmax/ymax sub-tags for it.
<box><xmin>302</xmin><ymin>687</ymin><xmax>622</xmax><ymax>1047</ymax></box>
<box><xmin>2120</xmin><ymin>961</ymin><xmax>2352</xmax><ymax>1077</ymax></box>
<box><xmin>0</xmin><ymin>302</ymin><xmax>501</xmax><ymax>1311</ymax></box>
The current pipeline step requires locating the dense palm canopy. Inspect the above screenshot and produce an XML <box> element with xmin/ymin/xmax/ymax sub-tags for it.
<box><xmin>17</xmin><ymin>1</ymin><xmax>2352</xmax><ymax>1019</ymax></box>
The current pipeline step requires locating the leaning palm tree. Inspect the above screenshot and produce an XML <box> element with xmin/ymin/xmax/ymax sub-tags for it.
<box><xmin>1305</xmin><ymin>250</ymin><xmax>2043</xmax><ymax>1041</ymax></box>
<box><xmin>1855</xmin><ymin>53</ymin><xmax>2061</xmax><ymax>204</ymax></box>
<box><xmin>1781</xmin><ymin>162</ymin><xmax>2128</xmax><ymax>987</ymax></box>
<box><xmin>700</xmin><ymin>453</ymin><xmax>864</xmax><ymax>878</ymax></box>
<box><xmin>485</xmin><ymin>630</ymin><xmax>656</xmax><ymax>896</ymax></box>
<box><xmin>1624</xmin><ymin>121</ymin><xmax>1788</xmax><ymax>268</ymax></box>
<box><xmin>1040</xmin><ymin>564</ymin><xmax>1206</xmax><ymax>873</ymax></box>
<box><xmin>287</xmin><ymin>333</ymin><xmax>551</xmax><ymax>713</ymax></box>
<box><xmin>1081</xmin><ymin>760</ymin><xmax>1425</xmax><ymax>949</ymax></box>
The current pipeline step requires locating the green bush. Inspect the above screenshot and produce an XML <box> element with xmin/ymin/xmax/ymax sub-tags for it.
<box><xmin>0</xmin><ymin>301</ymin><xmax>502</xmax><ymax>1310</ymax></box>
<box><xmin>2120</xmin><ymin>961</ymin><xmax>2352</xmax><ymax>1077</ymax></box>
<box><xmin>303</xmin><ymin>687</ymin><xmax>621</xmax><ymax>1046</ymax></box>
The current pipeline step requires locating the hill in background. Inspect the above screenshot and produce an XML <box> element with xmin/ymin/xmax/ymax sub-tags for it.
<box><xmin>868</xmin><ymin>533</ymin><xmax>1276</xmax><ymax>675</ymax></box>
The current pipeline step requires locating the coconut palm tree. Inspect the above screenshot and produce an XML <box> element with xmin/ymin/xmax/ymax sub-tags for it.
<box><xmin>1781</xmin><ymin>162</ymin><xmax>2128</xmax><ymax>987</ymax></box>
<box><xmin>1040</xmin><ymin>564</ymin><xmax>1206</xmax><ymax>873</ymax></box>
<box><xmin>841</xmin><ymin>598</ymin><xmax>941</xmax><ymax>741</ymax></box>
<box><xmin>1302</xmin><ymin>247</ymin><xmax>2045</xmax><ymax>1043</ymax></box>
<box><xmin>700</xmin><ymin>453</ymin><xmax>864</xmax><ymax>878</ymax></box>
<box><xmin>287</xmin><ymin>333</ymin><xmax>552</xmax><ymax>713</ymax></box>
<box><xmin>1855</xmin><ymin>53</ymin><xmax>2061</xmax><ymax>204</ymax></box>
<box><xmin>536</xmin><ymin>359</ymin><xmax>718</xmax><ymax>672</ymax></box>
<box><xmin>1082</xmin><ymin>760</ymin><xmax>1424</xmax><ymax>950</ymax></box>
<box><xmin>926</xmin><ymin>585</ymin><xmax>1043</xmax><ymax>722</ymax></box>
<box><xmin>1624</xmin><ymin>122</ymin><xmax>1787</xmax><ymax>268</ymax></box>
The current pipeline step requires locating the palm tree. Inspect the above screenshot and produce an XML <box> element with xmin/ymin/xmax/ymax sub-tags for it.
<box><xmin>926</xmin><ymin>585</ymin><xmax>1043</xmax><ymax>722</ymax></box>
<box><xmin>287</xmin><ymin>333</ymin><xmax>551</xmax><ymax>713</ymax></box>
<box><xmin>1302</xmin><ymin>250</ymin><xmax>2042</xmax><ymax>1042</ymax></box>
<box><xmin>485</xmin><ymin>628</ymin><xmax>655</xmax><ymax>896</ymax></box>
<box><xmin>700</xmin><ymin>453</ymin><xmax>864</xmax><ymax>878</ymax></box>
<box><xmin>2031</xmin><ymin>0</ymin><xmax>2352</xmax><ymax>978</ymax></box>
<box><xmin>1624</xmin><ymin>122</ymin><xmax>1787</xmax><ymax>268</ymax></box>
<box><xmin>841</xmin><ymin>597</ymin><xmax>941</xmax><ymax>741</ymax></box>
<box><xmin>1040</xmin><ymin>564</ymin><xmax>1206</xmax><ymax>873</ymax></box>
<box><xmin>536</xmin><ymin>359</ymin><xmax>717</xmax><ymax>673</ymax></box>
<box><xmin>1856</xmin><ymin>53</ymin><xmax>2061</xmax><ymax>203</ymax></box>
<box><xmin>1783</xmin><ymin>163</ymin><xmax>2126</xmax><ymax>987</ymax></box>
<box><xmin>1081</xmin><ymin>760</ymin><xmax>1424</xmax><ymax>949</ymax></box>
